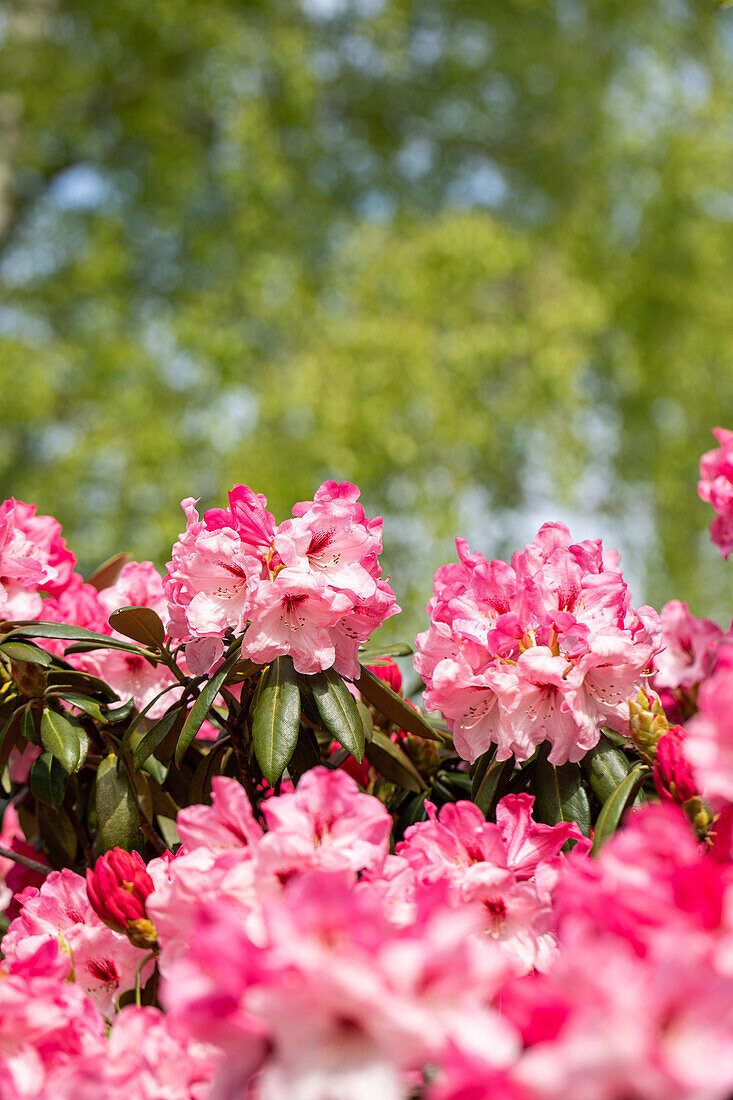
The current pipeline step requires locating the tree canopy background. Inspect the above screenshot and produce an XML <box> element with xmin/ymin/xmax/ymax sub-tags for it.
<box><xmin>1</xmin><ymin>0</ymin><xmax>732</xmax><ymax>636</ymax></box>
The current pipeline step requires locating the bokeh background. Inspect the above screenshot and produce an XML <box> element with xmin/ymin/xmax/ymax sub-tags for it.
<box><xmin>1</xmin><ymin>0</ymin><xmax>733</xmax><ymax>638</ymax></box>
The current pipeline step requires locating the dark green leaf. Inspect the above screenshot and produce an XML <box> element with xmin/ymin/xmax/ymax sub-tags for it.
<box><xmin>251</xmin><ymin>657</ymin><xmax>301</xmax><ymax>785</ymax></box>
<box><xmin>287</xmin><ymin>725</ymin><xmax>322</xmax><ymax>782</ymax></box>
<box><xmin>308</xmin><ymin>668</ymin><xmax>364</xmax><ymax>761</ymax></box>
<box><xmin>116</xmin><ymin>682</ymin><xmax>184</xmax><ymax>768</ymax></box>
<box><xmin>0</xmin><ymin>711</ymin><xmax>21</xmax><ymax>771</ymax></box>
<box><xmin>40</xmin><ymin>709</ymin><xmax>86</xmax><ymax>773</ymax></box>
<box><xmin>105</xmin><ymin>699</ymin><xmax>136</xmax><ymax>721</ymax></box>
<box><xmin>592</xmin><ymin>763</ymin><xmax>651</xmax><ymax>855</ymax></box>
<box><xmin>471</xmin><ymin>747</ymin><xmax>495</xmax><ymax>800</ymax></box>
<box><xmin>108</xmin><ymin>606</ymin><xmax>165</xmax><ymax>649</ymax></box>
<box><xmin>174</xmin><ymin>649</ymin><xmax>242</xmax><ymax>766</ymax></box>
<box><xmin>86</xmin><ymin>553</ymin><xmax>131</xmax><ymax>591</ymax></box>
<box><xmin>354</xmin><ymin>666</ymin><xmax>442</xmax><ymax>742</ymax></box>
<box><xmin>20</xmin><ymin>704</ymin><xmax>39</xmax><ymax>746</ymax></box>
<box><xmin>394</xmin><ymin>790</ymin><xmax>428</xmax><ymax>837</ymax></box>
<box><xmin>133</xmin><ymin>711</ymin><xmax>180</xmax><ymax>771</ymax></box>
<box><xmin>30</xmin><ymin>751</ymin><xmax>66</xmax><ymax>808</ymax></box>
<box><xmin>534</xmin><ymin>750</ymin><xmax>591</xmax><ymax>837</ymax></box>
<box><xmin>0</xmin><ymin>640</ymin><xmax>53</xmax><ymax>666</ymax></box>
<box><xmin>56</xmin><ymin>693</ymin><xmax>108</xmax><ymax>723</ymax></box>
<box><xmin>437</xmin><ymin>770</ymin><xmax>473</xmax><ymax>796</ymax></box>
<box><xmin>38</xmin><ymin>805</ymin><xmax>77</xmax><ymax>863</ymax></box>
<box><xmin>580</xmin><ymin>734</ymin><xmax>633</xmax><ymax>804</ymax></box>
<box><xmin>8</xmin><ymin>622</ymin><xmax>139</xmax><ymax>647</ymax></box>
<box><xmin>46</xmin><ymin>670</ymin><xmax>120</xmax><ymax>701</ymax></box>
<box><xmin>356</xmin><ymin>700</ymin><xmax>374</xmax><ymax>742</ymax></box>
<box><xmin>95</xmin><ymin>754</ymin><xmax>141</xmax><ymax>852</ymax></box>
<box><xmin>190</xmin><ymin>739</ymin><xmax>232</xmax><ymax>805</ymax></box>
<box><xmin>365</xmin><ymin>731</ymin><xmax>427</xmax><ymax>792</ymax></box>
<box><xmin>141</xmin><ymin>755</ymin><xmax>168</xmax><ymax>785</ymax></box>
<box><xmin>357</xmin><ymin>642</ymin><xmax>413</xmax><ymax>662</ymax></box>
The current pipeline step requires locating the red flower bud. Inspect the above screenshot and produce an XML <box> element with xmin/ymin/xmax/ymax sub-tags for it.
<box><xmin>366</xmin><ymin>660</ymin><xmax>402</xmax><ymax>695</ymax></box>
<box><xmin>653</xmin><ymin>725</ymin><xmax>696</xmax><ymax>805</ymax></box>
<box><xmin>86</xmin><ymin>848</ymin><xmax>157</xmax><ymax>949</ymax></box>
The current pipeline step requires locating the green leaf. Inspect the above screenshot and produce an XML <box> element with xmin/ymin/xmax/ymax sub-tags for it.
<box><xmin>46</xmin><ymin>669</ymin><xmax>120</xmax><ymax>701</ymax></box>
<box><xmin>117</xmin><ymin>682</ymin><xmax>183</xmax><ymax>769</ymax></box>
<box><xmin>287</xmin><ymin>725</ymin><xmax>321</xmax><ymax>783</ymax></box>
<box><xmin>471</xmin><ymin>748</ymin><xmax>495</xmax><ymax>799</ymax></box>
<box><xmin>38</xmin><ymin>805</ymin><xmax>77</xmax><ymax>863</ymax></box>
<box><xmin>190</xmin><ymin>738</ymin><xmax>232</xmax><ymax>805</ymax></box>
<box><xmin>357</xmin><ymin>642</ymin><xmax>413</xmax><ymax>662</ymax></box>
<box><xmin>0</xmin><ymin>711</ymin><xmax>21</xmax><ymax>771</ymax></box>
<box><xmin>85</xmin><ymin>552</ymin><xmax>131</xmax><ymax>591</ymax></box>
<box><xmin>56</xmin><ymin>693</ymin><xmax>108</xmax><ymax>723</ymax></box>
<box><xmin>365</xmin><ymin>731</ymin><xmax>427</xmax><ymax>793</ymax></box>
<box><xmin>354</xmin><ymin>665</ymin><xmax>442</xmax><ymax>742</ymax></box>
<box><xmin>174</xmin><ymin>649</ymin><xmax>241</xmax><ymax>766</ymax></box>
<box><xmin>133</xmin><ymin>711</ymin><xmax>180</xmax><ymax>770</ymax></box>
<box><xmin>0</xmin><ymin>640</ymin><xmax>53</xmax><ymax>666</ymax></box>
<box><xmin>40</xmin><ymin>709</ymin><xmax>87</xmax><ymax>774</ymax></box>
<box><xmin>356</xmin><ymin>700</ymin><xmax>374</xmax><ymax>742</ymax></box>
<box><xmin>251</xmin><ymin>657</ymin><xmax>301</xmax><ymax>785</ymax></box>
<box><xmin>108</xmin><ymin>606</ymin><xmax>166</xmax><ymax>649</ymax></box>
<box><xmin>472</xmin><ymin>756</ymin><xmax>516</xmax><ymax>817</ymax></box>
<box><xmin>30</xmin><ymin>751</ymin><xmax>67</xmax><ymax>807</ymax></box>
<box><xmin>394</xmin><ymin>790</ymin><xmax>428</xmax><ymax>837</ymax></box>
<box><xmin>8</xmin><ymin>622</ymin><xmax>138</xmax><ymax>646</ymax></box>
<box><xmin>533</xmin><ymin>750</ymin><xmax>591</xmax><ymax>837</ymax></box>
<box><xmin>95</xmin><ymin>754</ymin><xmax>141</xmax><ymax>852</ymax></box>
<box><xmin>308</xmin><ymin>668</ymin><xmax>365</xmax><ymax>761</ymax></box>
<box><xmin>21</xmin><ymin>704</ymin><xmax>39</xmax><ymax>746</ymax></box>
<box><xmin>592</xmin><ymin>763</ymin><xmax>651</xmax><ymax>855</ymax></box>
<box><xmin>580</xmin><ymin>734</ymin><xmax>633</xmax><ymax>803</ymax></box>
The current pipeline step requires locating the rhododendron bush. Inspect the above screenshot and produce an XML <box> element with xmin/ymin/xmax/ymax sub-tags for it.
<box><xmin>0</xmin><ymin>435</ymin><xmax>733</xmax><ymax>1097</ymax></box>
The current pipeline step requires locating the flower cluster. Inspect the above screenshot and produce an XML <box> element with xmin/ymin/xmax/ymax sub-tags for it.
<box><xmin>699</xmin><ymin>427</ymin><xmax>733</xmax><ymax>558</ymax></box>
<box><xmin>0</xmin><ymin>499</ymin><xmax>75</xmax><ymax>621</ymax></box>
<box><xmin>414</xmin><ymin>523</ymin><xmax>662</xmax><ymax>764</ymax></box>
<box><xmin>0</xmin><ymin>761</ymin><xmax>732</xmax><ymax>1098</ymax></box>
<box><xmin>164</xmin><ymin>480</ymin><xmax>399</xmax><ymax>676</ymax></box>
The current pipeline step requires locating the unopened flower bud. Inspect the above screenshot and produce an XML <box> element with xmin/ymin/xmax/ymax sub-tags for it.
<box><xmin>366</xmin><ymin>660</ymin><xmax>402</xmax><ymax>695</ymax></box>
<box><xmin>653</xmin><ymin>726</ymin><xmax>696</xmax><ymax>805</ymax></box>
<box><xmin>403</xmin><ymin>734</ymin><xmax>441</xmax><ymax>780</ymax></box>
<box><xmin>86</xmin><ymin>848</ymin><xmax>158</xmax><ymax>950</ymax></box>
<box><xmin>629</xmin><ymin>689</ymin><xmax>668</xmax><ymax>762</ymax></box>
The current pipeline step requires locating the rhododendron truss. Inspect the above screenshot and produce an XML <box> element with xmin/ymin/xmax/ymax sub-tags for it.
<box><xmin>0</xmin><ymin>446</ymin><xmax>730</xmax><ymax>1095</ymax></box>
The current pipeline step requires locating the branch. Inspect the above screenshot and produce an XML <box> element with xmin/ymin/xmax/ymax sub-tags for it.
<box><xmin>0</xmin><ymin>845</ymin><xmax>50</xmax><ymax>876</ymax></box>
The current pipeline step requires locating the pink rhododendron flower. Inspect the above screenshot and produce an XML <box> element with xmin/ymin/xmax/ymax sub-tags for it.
<box><xmin>0</xmin><ymin>942</ymin><xmax>106</xmax><ymax>1099</ymax></box>
<box><xmin>242</xmin><ymin>568</ymin><xmax>354</xmax><ymax>675</ymax></box>
<box><xmin>40</xmin><ymin>561</ymin><xmax>183</xmax><ymax>718</ymax></box>
<box><xmin>0</xmin><ymin>498</ymin><xmax>75</xmax><ymax>620</ymax></box>
<box><xmin>686</xmin><ymin>641</ymin><xmax>733</xmax><ymax>806</ymax></box>
<box><xmin>165</xmin><ymin>481</ymin><xmax>399</xmax><ymax>677</ymax></box>
<box><xmin>699</xmin><ymin>427</ymin><xmax>733</xmax><ymax>558</ymax></box>
<box><xmin>176</xmin><ymin>775</ymin><xmax>264</xmax><ymax>852</ymax></box>
<box><xmin>165</xmin><ymin>870</ymin><xmax>517</xmax><ymax>1099</ymax></box>
<box><xmin>258</xmin><ymin>766</ymin><xmax>392</xmax><ymax>877</ymax></box>
<box><xmin>3</xmin><ymin>868</ymin><xmax>152</xmax><ymax>1015</ymax></box>
<box><xmin>164</xmin><ymin>494</ymin><xmax>272</xmax><ymax>672</ymax></box>
<box><xmin>414</xmin><ymin>524</ymin><xmax>661</xmax><ymax>764</ymax></box>
<box><xmin>652</xmin><ymin>600</ymin><xmax>723</xmax><ymax>694</ymax></box>
<box><xmin>49</xmin><ymin>1005</ymin><xmax>218</xmax><ymax>1100</ymax></box>
<box><xmin>274</xmin><ymin>480</ymin><xmax>382</xmax><ymax>601</ymax></box>
<box><xmin>394</xmin><ymin>795</ymin><xmax>586</xmax><ymax>973</ymax></box>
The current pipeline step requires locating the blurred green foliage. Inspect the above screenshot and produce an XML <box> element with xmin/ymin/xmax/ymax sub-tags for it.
<box><xmin>1</xmin><ymin>0</ymin><xmax>732</xmax><ymax>633</ymax></box>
